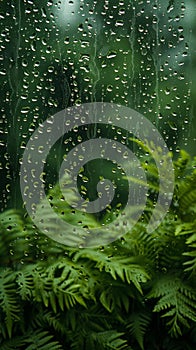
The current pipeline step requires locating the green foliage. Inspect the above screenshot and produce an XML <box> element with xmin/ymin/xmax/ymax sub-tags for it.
<box><xmin>0</xmin><ymin>269</ymin><xmax>21</xmax><ymax>338</ymax></box>
<box><xmin>0</xmin><ymin>150</ymin><xmax>196</xmax><ymax>349</ymax></box>
<box><xmin>0</xmin><ymin>330</ymin><xmax>63</xmax><ymax>350</ymax></box>
<box><xmin>125</xmin><ymin>311</ymin><xmax>151</xmax><ymax>350</ymax></box>
<box><xmin>148</xmin><ymin>275</ymin><xmax>196</xmax><ymax>336</ymax></box>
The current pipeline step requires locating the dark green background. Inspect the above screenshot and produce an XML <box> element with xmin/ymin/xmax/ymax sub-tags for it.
<box><xmin>0</xmin><ymin>0</ymin><xmax>195</xmax><ymax>211</ymax></box>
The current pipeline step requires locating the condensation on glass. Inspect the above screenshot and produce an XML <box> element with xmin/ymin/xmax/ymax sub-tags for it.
<box><xmin>0</xmin><ymin>0</ymin><xmax>195</xmax><ymax>239</ymax></box>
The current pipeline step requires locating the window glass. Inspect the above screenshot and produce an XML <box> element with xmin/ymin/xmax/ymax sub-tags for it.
<box><xmin>0</xmin><ymin>1</ymin><xmax>195</xmax><ymax>348</ymax></box>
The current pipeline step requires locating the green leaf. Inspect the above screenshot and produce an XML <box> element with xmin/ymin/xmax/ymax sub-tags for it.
<box><xmin>148</xmin><ymin>275</ymin><xmax>196</xmax><ymax>336</ymax></box>
<box><xmin>126</xmin><ymin>311</ymin><xmax>151</xmax><ymax>350</ymax></box>
<box><xmin>0</xmin><ymin>269</ymin><xmax>20</xmax><ymax>338</ymax></box>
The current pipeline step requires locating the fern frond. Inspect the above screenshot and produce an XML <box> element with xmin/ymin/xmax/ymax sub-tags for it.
<box><xmin>126</xmin><ymin>311</ymin><xmax>151</xmax><ymax>350</ymax></box>
<box><xmin>0</xmin><ymin>210</ymin><xmax>28</xmax><ymax>266</ymax></box>
<box><xmin>16</xmin><ymin>270</ymin><xmax>34</xmax><ymax>300</ymax></box>
<box><xmin>100</xmin><ymin>282</ymin><xmax>134</xmax><ymax>313</ymax></box>
<box><xmin>74</xmin><ymin>249</ymin><xmax>149</xmax><ymax>293</ymax></box>
<box><xmin>173</xmin><ymin>150</ymin><xmax>190</xmax><ymax>178</ymax></box>
<box><xmin>148</xmin><ymin>275</ymin><xmax>196</xmax><ymax>336</ymax></box>
<box><xmin>45</xmin><ymin>259</ymin><xmax>89</xmax><ymax>309</ymax></box>
<box><xmin>71</xmin><ymin>329</ymin><xmax>129</xmax><ymax>350</ymax></box>
<box><xmin>175</xmin><ymin>221</ymin><xmax>196</xmax><ymax>274</ymax></box>
<box><xmin>24</xmin><ymin>330</ymin><xmax>63</xmax><ymax>350</ymax></box>
<box><xmin>0</xmin><ymin>335</ymin><xmax>26</xmax><ymax>350</ymax></box>
<box><xmin>28</xmin><ymin>308</ymin><xmax>67</xmax><ymax>336</ymax></box>
<box><xmin>0</xmin><ymin>269</ymin><xmax>21</xmax><ymax>338</ymax></box>
<box><xmin>90</xmin><ymin>330</ymin><xmax>129</xmax><ymax>350</ymax></box>
<box><xmin>175</xmin><ymin>165</ymin><xmax>196</xmax><ymax>219</ymax></box>
<box><xmin>16</xmin><ymin>261</ymin><xmax>87</xmax><ymax>312</ymax></box>
<box><xmin>183</xmin><ymin>247</ymin><xmax>196</xmax><ymax>274</ymax></box>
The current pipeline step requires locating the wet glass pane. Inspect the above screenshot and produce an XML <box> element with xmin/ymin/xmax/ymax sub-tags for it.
<box><xmin>0</xmin><ymin>0</ymin><xmax>195</xmax><ymax>349</ymax></box>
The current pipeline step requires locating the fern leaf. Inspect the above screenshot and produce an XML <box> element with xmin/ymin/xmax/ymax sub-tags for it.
<box><xmin>82</xmin><ymin>330</ymin><xmax>129</xmax><ymax>350</ymax></box>
<box><xmin>57</xmin><ymin>280</ymin><xmax>86</xmax><ymax>310</ymax></box>
<box><xmin>126</xmin><ymin>311</ymin><xmax>151</xmax><ymax>350</ymax></box>
<box><xmin>16</xmin><ymin>270</ymin><xmax>34</xmax><ymax>299</ymax></box>
<box><xmin>25</xmin><ymin>330</ymin><xmax>63</xmax><ymax>350</ymax></box>
<box><xmin>74</xmin><ymin>249</ymin><xmax>149</xmax><ymax>293</ymax></box>
<box><xmin>46</xmin><ymin>260</ymin><xmax>87</xmax><ymax>310</ymax></box>
<box><xmin>100</xmin><ymin>282</ymin><xmax>133</xmax><ymax>313</ymax></box>
<box><xmin>175</xmin><ymin>221</ymin><xmax>196</xmax><ymax>274</ymax></box>
<box><xmin>91</xmin><ymin>330</ymin><xmax>128</xmax><ymax>349</ymax></box>
<box><xmin>0</xmin><ymin>210</ymin><xmax>28</xmax><ymax>265</ymax></box>
<box><xmin>148</xmin><ymin>275</ymin><xmax>196</xmax><ymax>336</ymax></box>
<box><xmin>0</xmin><ymin>269</ymin><xmax>20</xmax><ymax>338</ymax></box>
<box><xmin>0</xmin><ymin>335</ymin><xmax>26</xmax><ymax>350</ymax></box>
<box><xmin>174</xmin><ymin>150</ymin><xmax>190</xmax><ymax>178</ymax></box>
<box><xmin>183</xmin><ymin>248</ymin><xmax>196</xmax><ymax>274</ymax></box>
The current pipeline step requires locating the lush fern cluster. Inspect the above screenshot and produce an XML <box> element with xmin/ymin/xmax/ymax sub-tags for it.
<box><xmin>0</xmin><ymin>150</ymin><xmax>196</xmax><ymax>349</ymax></box>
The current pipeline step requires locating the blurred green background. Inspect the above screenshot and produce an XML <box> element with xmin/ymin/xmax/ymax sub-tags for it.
<box><xmin>0</xmin><ymin>0</ymin><xmax>195</xmax><ymax>211</ymax></box>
